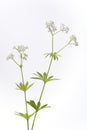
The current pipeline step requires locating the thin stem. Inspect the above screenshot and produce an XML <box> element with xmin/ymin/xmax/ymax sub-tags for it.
<box><xmin>31</xmin><ymin>34</ymin><xmax>54</xmax><ymax>130</ymax></box>
<box><xmin>54</xmin><ymin>30</ymin><xmax>61</xmax><ymax>35</ymax></box>
<box><xmin>47</xmin><ymin>57</ymin><xmax>53</xmax><ymax>75</ymax></box>
<box><xmin>52</xmin><ymin>34</ymin><xmax>54</xmax><ymax>53</ymax></box>
<box><xmin>57</xmin><ymin>41</ymin><xmax>70</xmax><ymax>54</ymax></box>
<box><xmin>12</xmin><ymin>59</ymin><xmax>20</xmax><ymax>67</ymax></box>
<box><xmin>20</xmin><ymin>65</ymin><xmax>24</xmax><ymax>84</ymax></box>
<box><xmin>20</xmin><ymin>54</ymin><xmax>29</xmax><ymax>130</ymax></box>
<box><xmin>39</xmin><ymin>83</ymin><xmax>46</xmax><ymax>101</ymax></box>
<box><xmin>24</xmin><ymin>91</ymin><xmax>29</xmax><ymax>130</ymax></box>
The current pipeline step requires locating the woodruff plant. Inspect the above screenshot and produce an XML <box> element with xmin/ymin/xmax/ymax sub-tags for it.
<box><xmin>7</xmin><ymin>20</ymin><xmax>78</xmax><ymax>130</ymax></box>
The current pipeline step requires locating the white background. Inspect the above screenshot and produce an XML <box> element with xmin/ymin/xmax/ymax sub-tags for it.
<box><xmin>0</xmin><ymin>0</ymin><xmax>87</xmax><ymax>130</ymax></box>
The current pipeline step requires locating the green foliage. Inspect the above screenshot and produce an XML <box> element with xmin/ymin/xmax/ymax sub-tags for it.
<box><xmin>31</xmin><ymin>72</ymin><xmax>59</xmax><ymax>83</ymax></box>
<box><xmin>45</xmin><ymin>52</ymin><xmax>59</xmax><ymax>60</ymax></box>
<box><xmin>27</xmin><ymin>100</ymin><xmax>38</xmax><ymax>110</ymax></box>
<box><xmin>15</xmin><ymin>112</ymin><xmax>33</xmax><ymax>120</ymax></box>
<box><xmin>27</xmin><ymin>100</ymin><xmax>49</xmax><ymax>112</ymax></box>
<box><xmin>16</xmin><ymin>81</ymin><xmax>34</xmax><ymax>92</ymax></box>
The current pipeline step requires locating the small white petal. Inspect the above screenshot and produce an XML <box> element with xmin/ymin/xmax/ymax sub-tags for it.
<box><xmin>65</xmin><ymin>27</ymin><xmax>69</xmax><ymax>33</ymax></box>
<box><xmin>13</xmin><ymin>45</ymin><xmax>28</xmax><ymax>53</ymax></box>
<box><xmin>46</xmin><ymin>20</ymin><xmax>57</xmax><ymax>33</ymax></box>
<box><xmin>70</xmin><ymin>35</ymin><xmax>77</xmax><ymax>42</ymax></box>
<box><xmin>7</xmin><ymin>53</ymin><xmax>14</xmax><ymax>60</ymax></box>
<box><xmin>70</xmin><ymin>35</ymin><xmax>78</xmax><ymax>46</ymax></box>
<box><xmin>74</xmin><ymin>42</ymin><xmax>78</xmax><ymax>46</ymax></box>
<box><xmin>60</xmin><ymin>24</ymin><xmax>69</xmax><ymax>33</ymax></box>
<box><xmin>23</xmin><ymin>53</ymin><xmax>28</xmax><ymax>60</ymax></box>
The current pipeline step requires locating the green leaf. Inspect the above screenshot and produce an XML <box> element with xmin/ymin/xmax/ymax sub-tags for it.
<box><xmin>36</xmin><ymin>72</ymin><xmax>43</xmax><ymax>78</ymax></box>
<box><xmin>44</xmin><ymin>52</ymin><xmax>59</xmax><ymax>60</ymax></box>
<box><xmin>31</xmin><ymin>72</ymin><xmax>43</xmax><ymax>80</ymax></box>
<box><xmin>31</xmin><ymin>77</ymin><xmax>41</xmax><ymax>80</ymax></box>
<box><xmin>43</xmin><ymin>72</ymin><xmax>48</xmax><ymax>83</ymax></box>
<box><xmin>47</xmin><ymin>76</ymin><xmax>60</xmax><ymax>82</ymax></box>
<box><xmin>25</xmin><ymin>82</ymin><xmax>34</xmax><ymax>91</ymax></box>
<box><xmin>27</xmin><ymin>100</ymin><xmax>41</xmax><ymax>111</ymax></box>
<box><xmin>31</xmin><ymin>72</ymin><xmax>48</xmax><ymax>83</ymax></box>
<box><xmin>40</xmin><ymin>104</ymin><xmax>50</xmax><ymax>110</ymax></box>
<box><xmin>46</xmin><ymin>76</ymin><xmax>53</xmax><ymax>82</ymax></box>
<box><xmin>36</xmin><ymin>101</ymin><xmax>41</xmax><ymax>111</ymax></box>
<box><xmin>15</xmin><ymin>112</ymin><xmax>33</xmax><ymax>120</ymax></box>
<box><xmin>31</xmin><ymin>72</ymin><xmax>59</xmax><ymax>83</ymax></box>
<box><xmin>25</xmin><ymin>81</ymin><xmax>28</xmax><ymax>87</ymax></box>
<box><xmin>16</xmin><ymin>81</ymin><xmax>34</xmax><ymax>92</ymax></box>
<box><xmin>27</xmin><ymin>100</ymin><xmax>50</xmax><ymax>113</ymax></box>
<box><xmin>38</xmin><ymin>104</ymin><xmax>50</xmax><ymax>111</ymax></box>
<box><xmin>28</xmin><ymin>83</ymin><xmax>34</xmax><ymax>89</ymax></box>
<box><xmin>27</xmin><ymin>100</ymin><xmax>37</xmax><ymax>110</ymax></box>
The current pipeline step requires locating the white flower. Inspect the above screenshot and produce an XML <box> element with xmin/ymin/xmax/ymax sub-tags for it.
<box><xmin>70</xmin><ymin>35</ymin><xmax>78</xmax><ymax>46</ymax></box>
<box><xmin>22</xmin><ymin>53</ymin><xmax>28</xmax><ymax>60</ymax></box>
<box><xmin>70</xmin><ymin>35</ymin><xmax>77</xmax><ymax>41</ymax></box>
<box><xmin>46</xmin><ymin>20</ymin><xmax>57</xmax><ymax>33</ymax></box>
<box><xmin>60</xmin><ymin>24</ymin><xmax>69</xmax><ymax>33</ymax></box>
<box><xmin>13</xmin><ymin>45</ymin><xmax>28</xmax><ymax>54</ymax></box>
<box><xmin>13</xmin><ymin>45</ymin><xmax>28</xmax><ymax>60</ymax></box>
<box><xmin>7</xmin><ymin>53</ymin><xmax>14</xmax><ymax>60</ymax></box>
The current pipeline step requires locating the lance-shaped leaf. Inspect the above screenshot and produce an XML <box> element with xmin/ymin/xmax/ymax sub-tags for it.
<box><xmin>16</xmin><ymin>81</ymin><xmax>34</xmax><ymax>92</ymax></box>
<box><xmin>39</xmin><ymin>104</ymin><xmax>50</xmax><ymax>110</ymax></box>
<box><xmin>31</xmin><ymin>72</ymin><xmax>45</xmax><ymax>83</ymax></box>
<box><xmin>46</xmin><ymin>75</ymin><xmax>60</xmax><ymax>82</ymax></box>
<box><xmin>36</xmin><ymin>101</ymin><xmax>41</xmax><ymax>111</ymax></box>
<box><xmin>31</xmin><ymin>72</ymin><xmax>59</xmax><ymax>83</ymax></box>
<box><xmin>27</xmin><ymin>100</ymin><xmax>50</xmax><ymax>112</ymax></box>
<box><xmin>15</xmin><ymin>112</ymin><xmax>34</xmax><ymax>120</ymax></box>
<box><xmin>27</xmin><ymin>100</ymin><xmax>37</xmax><ymax>110</ymax></box>
<box><xmin>27</xmin><ymin>100</ymin><xmax>41</xmax><ymax>111</ymax></box>
<box><xmin>31</xmin><ymin>72</ymin><xmax>43</xmax><ymax>80</ymax></box>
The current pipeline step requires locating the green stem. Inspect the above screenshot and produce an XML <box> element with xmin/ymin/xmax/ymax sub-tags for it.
<box><xmin>52</xmin><ymin>34</ymin><xmax>54</xmax><ymax>53</ymax></box>
<box><xmin>12</xmin><ymin>59</ymin><xmax>20</xmax><ymax>67</ymax></box>
<box><xmin>31</xmin><ymin>35</ymin><xmax>54</xmax><ymax>130</ymax></box>
<box><xmin>54</xmin><ymin>30</ymin><xmax>61</xmax><ymax>35</ymax></box>
<box><xmin>24</xmin><ymin>91</ymin><xmax>29</xmax><ymax>130</ymax></box>
<box><xmin>39</xmin><ymin>83</ymin><xmax>46</xmax><ymax>101</ymax></box>
<box><xmin>20</xmin><ymin>65</ymin><xmax>24</xmax><ymax>84</ymax></box>
<box><xmin>57</xmin><ymin>41</ymin><xmax>70</xmax><ymax>54</ymax></box>
<box><xmin>20</xmin><ymin>54</ymin><xmax>29</xmax><ymax>130</ymax></box>
<box><xmin>47</xmin><ymin>57</ymin><xmax>53</xmax><ymax>75</ymax></box>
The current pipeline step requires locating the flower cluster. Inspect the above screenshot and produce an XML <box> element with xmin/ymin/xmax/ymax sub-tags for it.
<box><xmin>13</xmin><ymin>45</ymin><xmax>28</xmax><ymax>54</ymax></box>
<box><xmin>22</xmin><ymin>53</ymin><xmax>28</xmax><ymax>60</ymax></box>
<box><xmin>7</xmin><ymin>45</ymin><xmax>28</xmax><ymax>62</ymax></box>
<box><xmin>7</xmin><ymin>53</ymin><xmax>14</xmax><ymax>60</ymax></box>
<box><xmin>46</xmin><ymin>20</ymin><xmax>78</xmax><ymax>46</ymax></box>
<box><xmin>46</xmin><ymin>20</ymin><xmax>57</xmax><ymax>34</ymax></box>
<box><xmin>60</xmin><ymin>24</ymin><xmax>69</xmax><ymax>33</ymax></box>
<box><xmin>70</xmin><ymin>35</ymin><xmax>78</xmax><ymax>46</ymax></box>
<box><xmin>46</xmin><ymin>21</ymin><xmax>70</xmax><ymax>35</ymax></box>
